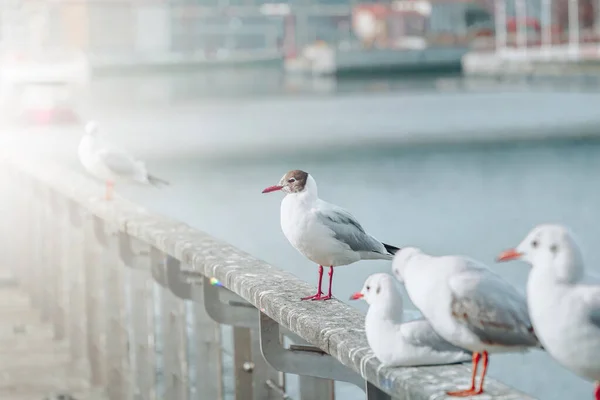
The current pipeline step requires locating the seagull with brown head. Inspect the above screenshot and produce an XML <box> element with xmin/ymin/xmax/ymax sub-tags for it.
<box><xmin>262</xmin><ymin>170</ymin><xmax>400</xmax><ymax>301</ymax></box>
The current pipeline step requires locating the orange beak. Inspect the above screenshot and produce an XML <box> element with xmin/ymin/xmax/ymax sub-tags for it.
<box><xmin>262</xmin><ymin>185</ymin><xmax>283</xmax><ymax>194</ymax></box>
<box><xmin>349</xmin><ymin>292</ymin><xmax>364</xmax><ymax>300</ymax></box>
<box><xmin>496</xmin><ymin>248</ymin><xmax>523</xmax><ymax>262</ymax></box>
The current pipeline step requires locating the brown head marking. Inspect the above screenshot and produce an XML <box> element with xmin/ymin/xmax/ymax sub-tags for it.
<box><xmin>280</xmin><ymin>170</ymin><xmax>309</xmax><ymax>193</ymax></box>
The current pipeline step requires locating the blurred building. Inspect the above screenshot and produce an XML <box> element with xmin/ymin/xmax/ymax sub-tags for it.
<box><xmin>0</xmin><ymin>0</ymin><xmax>596</xmax><ymax>69</ymax></box>
<box><xmin>0</xmin><ymin>0</ymin><xmax>494</xmax><ymax>60</ymax></box>
<box><xmin>0</xmin><ymin>0</ymin><xmax>287</xmax><ymax>66</ymax></box>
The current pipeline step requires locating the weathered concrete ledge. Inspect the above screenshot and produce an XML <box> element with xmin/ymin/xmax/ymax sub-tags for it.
<box><xmin>1</xmin><ymin>150</ymin><xmax>537</xmax><ymax>400</ymax></box>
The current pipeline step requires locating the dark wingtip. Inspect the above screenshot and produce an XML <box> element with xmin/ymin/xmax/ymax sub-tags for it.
<box><xmin>383</xmin><ymin>243</ymin><xmax>401</xmax><ymax>255</ymax></box>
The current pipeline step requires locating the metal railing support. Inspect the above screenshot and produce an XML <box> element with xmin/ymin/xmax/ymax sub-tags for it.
<box><xmin>118</xmin><ymin>235</ymin><xmax>157</xmax><ymax>400</ymax></box>
<box><xmin>202</xmin><ymin>275</ymin><xmax>257</xmax><ymax>328</ymax></box>
<box><xmin>48</xmin><ymin>189</ymin><xmax>66</xmax><ymax>340</ymax></box>
<box><xmin>26</xmin><ymin>181</ymin><xmax>44</xmax><ymax>310</ymax></box>
<box><xmin>148</xmin><ymin>247</ymin><xmax>191</xmax><ymax>399</ymax></box>
<box><xmin>144</xmin><ymin>251</ymin><xmax>190</xmax><ymax>400</ymax></box>
<box><xmin>84</xmin><ymin>214</ymin><xmax>108</xmax><ymax>387</ymax></box>
<box><xmin>165</xmin><ymin>254</ymin><xmax>193</xmax><ymax>300</ymax></box>
<box><xmin>366</xmin><ymin>382</ymin><xmax>392</xmax><ymax>400</ymax></box>
<box><xmin>190</xmin><ymin>284</ymin><xmax>223</xmax><ymax>400</ymax></box>
<box><xmin>39</xmin><ymin>185</ymin><xmax>54</xmax><ymax>323</ymax></box>
<box><xmin>105</xmin><ymin>226</ymin><xmax>133</xmax><ymax>400</ymax></box>
<box><xmin>258</xmin><ymin>312</ymin><xmax>364</xmax><ymax>388</ymax></box>
<box><xmin>233</xmin><ymin>327</ymin><xmax>254</xmax><ymax>400</ymax></box>
<box><xmin>200</xmin><ymin>276</ymin><xmax>285</xmax><ymax>399</ymax></box>
<box><xmin>65</xmin><ymin>198</ymin><xmax>88</xmax><ymax>372</ymax></box>
<box><xmin>129</xmin><ymin>268</ymin><xmax>157</xmax><ymax>400</ymax></box>
<box><xmin>298</xmin><ymin>376</ymin><xmax>335</xmax><ymax>400</ymax></box>
<box><xmin>160</xmin><ymin>284</ymin><xmax>189</xmax><ymax>400</ymax></box>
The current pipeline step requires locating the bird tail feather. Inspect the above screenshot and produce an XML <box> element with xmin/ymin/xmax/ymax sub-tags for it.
<box><xmin>383</xmin><ymin>243</ymin><xmax>401</xmax><ymax>255</ymax></box>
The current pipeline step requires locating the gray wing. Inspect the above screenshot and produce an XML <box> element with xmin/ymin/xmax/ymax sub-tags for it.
<box><xmin>448</xmin><ymin>264</ymin><xmax>540</xmax><ymax>348</ymax></box>
<box><xmin>402</xmin><ymin>319</ymin><xmax>472</xmax><ymax>356</ymax></box>
<box><xmin>97</xmin><ymin>149</ymin><xmax>138</xmax><ymax>178</ymax></box>
<box><xmin>315</xmin><ymin>203</ymin><xmax>388</xmax><ymax>255</ymax></box>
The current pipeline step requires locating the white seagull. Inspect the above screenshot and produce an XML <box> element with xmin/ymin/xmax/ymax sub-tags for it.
<box><xmin>497</xmin><ymin>224</ymin><xmax>600</xmax><ymax>400</ymax></box>
<box><xmin>78</xmin><ymin>121</ymin><xmax>168</xmax><ymax>200</ymax></box>
<box><xmin>262</xmin><ymin>170</ymin><xmax>400</xmax><ymax>301</ymax></box>
<box><xmin>392</xmin><ymin>247</ymin><xmax>540</xmax><ymax>397</ymax></box>
<box><xmin>350</xmin><ymin>273</ymin><xmax>471</xmax><ymax>366</ymax></box>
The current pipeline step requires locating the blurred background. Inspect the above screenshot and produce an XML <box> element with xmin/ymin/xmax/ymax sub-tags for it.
<box><xmin>1</xmin><ymin>0</ymin><xmax>600</xmax><ymax>399</ymax></box>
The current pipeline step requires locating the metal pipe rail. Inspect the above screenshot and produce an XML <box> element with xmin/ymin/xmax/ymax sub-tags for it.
<box><xmin>0</xmin><ymin>152</ymin><xmax>536</xmax><ymax>400</ymax></box>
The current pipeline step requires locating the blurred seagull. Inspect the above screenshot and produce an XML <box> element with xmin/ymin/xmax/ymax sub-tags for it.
<box><xmin>497</xmin><ymin>224</ymin><xmax>600</xmax><ymax>400</ymax></box>
<box><xmin>78</xmin><ymin>120</ymin><xmax>168</xmax><ymax>200</ymax></box>
<box><xmin>262</xmin><ymin>169</ymin><xmax>400</xmax><ymax>301</ymax></box>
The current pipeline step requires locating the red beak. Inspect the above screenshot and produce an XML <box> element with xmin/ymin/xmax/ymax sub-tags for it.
<box><xmin>262</xmin><ymin>185</ymin><xmax>283</xmax><ymax>194</ymax></box>
<box><xmin>349</xmin><ymin>292</ymin><xmax>364</xmax><ymax>300</ymax></box>
<box><xmin>496</xmin><ymin>248</ymin><xmax>523</xmax><ymax>262</ymax></box>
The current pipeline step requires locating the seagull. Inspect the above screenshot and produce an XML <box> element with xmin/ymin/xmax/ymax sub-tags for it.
<box><xmin>350</xmin><ymin>273</ymin><xmax>471</xmax><ymax>366</ymax></box>
<box><xmin>392</xmin><ymin>247</ymin><xmax>540</xmax><ymax>397</ymax></box>
<box><xmin>78</xmin><ymin>121</ymin><xmax>168</xmax><ymax>200</ymax></box>
<box><xmin>262</xmin><ymin>169</ymin><xmax>400</xmax><ymax>301</ymax></box>
<box><xmin>497</xmin><ymin>224</ymin><xmax>600</xmax><ymax>400</ymax></box>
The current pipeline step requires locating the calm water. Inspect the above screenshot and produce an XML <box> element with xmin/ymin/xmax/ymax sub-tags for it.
<box><xmin>11</xmin><ymin>69</ymin><xmax>600</xmax><ymax>400</ymax></box>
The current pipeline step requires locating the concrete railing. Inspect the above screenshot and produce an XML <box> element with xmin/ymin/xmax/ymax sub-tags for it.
<box><xmin>0</xmin><ymin>151</ymin><xmax>535</xmax><ymax>400</ymax></box>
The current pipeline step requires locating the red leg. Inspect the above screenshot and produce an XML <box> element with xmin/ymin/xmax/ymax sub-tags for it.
<box><xmin>594</xmin><ymin>382</ymin><xmax>600</xmax><ymax>400</ymax></box>
<box><xmin>313</xmin><ymin>266</ymin><xmax>334</xmax><ymax>301</ymax></box>
<box><xmin>447</xmin><ymin>352</ymin><xmax>482</xmax><ymax>397</ymax></box>
<box><xmin>474</xmin><ymin>351</ymin><xmax>489</xmax><ymax>395</ymax></box>
<box><xmin>301</xmin><ymin>266</ymin><xmax>324</xmax><ymax>300</ymax></box>
<box><xmin>105</xmin><ymin>180</ymin><xmax>114</xmax><ymax>201</ymax></box>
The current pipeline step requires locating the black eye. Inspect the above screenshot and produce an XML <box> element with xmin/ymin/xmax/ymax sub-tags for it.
<box><xmin>366</xmin><ymin>285</ymin><xmax>370</xmax><ymax>291</ymax></box>
<box><xmin>532</xmin><ymin>240</ymin><xmax>538</xmax><ymax>248</ymax></box>
<box><xmin>550</xmin><ymin>244</ymin><xmax>558</xmax><ymax>253</ymax></box>
<box><xmin>287</xmin><ymin>178</ymin><xmax>296</xmax><ymax>183</ymax></box>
